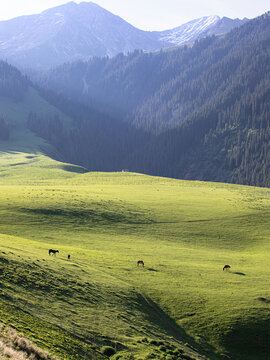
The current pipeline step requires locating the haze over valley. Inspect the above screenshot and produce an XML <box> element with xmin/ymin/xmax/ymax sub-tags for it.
<box><xmin>0</xmin><ymin>2</ymin><xmax>248</xmax><ymax>69</ymax></box>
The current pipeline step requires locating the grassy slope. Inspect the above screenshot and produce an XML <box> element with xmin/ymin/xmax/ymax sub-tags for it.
<box><xmin>0</xmin><ymin>90</ymin><xmax>269</xmax><ymax>358</ymax></box>
<box><xmin>0</xmin><ymin>145</ymin><xmax>269</xmax><ymax>360</ymax></box>
<box><xmin>0</xmin><ymin>87</ymin><xmax>72</xmax><ymax>127</ymax></box>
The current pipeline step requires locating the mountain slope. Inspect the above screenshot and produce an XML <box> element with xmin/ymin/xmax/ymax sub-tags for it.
<box><xmin>0</xmin><ymin>1</ymin><xmax>246</xmax><ymax>70</ymax></box>
<box><xmin>36</xmin><ymin>12</ymin><xmax>270</xmax><ymax>187</ymax></box>
<box><xmin>0</xmin><ymin>60</ymin><xmax>71</xmax><ymax>158</ymax></box>
<box><xmin>0</xmin><ymin>2</ymin><xmax>165</xmax><ymax>69</ymax></box>
<box><xmin>129</xmin><ymin>13</ymin><xmax>270</xmax><ymax>186</ymax></box>
<box><xmin>1</xmin><ymin>49</ymin><xmax>270</xmax><ymax>360</ymax></box>
<box><xmin>158</xmin><ymin>15</ymin><xmax>247</xmax><ymax>45</ymax></box>
<box><xmin>0</xmin><ymin>60</ymin><xmax>150</xmax><ymax>174</ymax></box>
<box><xmin>35</xmin><ymin>14</ymin><xmax>257</xmax><ymax>134</ymax></box>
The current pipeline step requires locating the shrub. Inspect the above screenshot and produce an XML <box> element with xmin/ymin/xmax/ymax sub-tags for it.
<box><xmin>114</xmin><ymin>354</ymin><xmax>135</xmax><ymax>360</ymax></box>
<box><xmin>158</xmin><ymin>345</ymin><xmax>167</xmax><ymax>352</ymax></box>
<box><xmin>141</xmin><ymin>337</ymin><xmax>149</xmax><ymax>343</ymax></box>
<box><xmin>100</xmin><ymin>345</ymin><xmax>116</xmax><ymax>357</ymax></box>
<box><xmin>156</xmin><ymin>341</ymin><xmax>165</xmax><ymax>346</ymax></box>
<box><xmin>165</xmin><ymin>356</ymin><xmax>174</xmax><ymax>360</ymax></box>
<box><xmin>182</xmin><ymin>355</ymin><xmax>194</xmax><ymax>360</ymax></box>
<box><xmin>174</xmin><ymin>348</ymin><xmax>184</xmax><ymax>355</ymax></box>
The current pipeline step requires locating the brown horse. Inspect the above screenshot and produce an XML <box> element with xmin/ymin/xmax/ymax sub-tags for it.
<box><xmin>137</xmin><ymin>260</ymin><xmax>144</xmax><ymax>267</ymax></box>
<box><xmin>49</xmin><ymin>249</ymin><xmax>59</xmax><ymax>256</ymax></box>
<box><xmin>223</xmin><ymin>264</ymin><xmax>231</xmax><ymax>271</ymax></box>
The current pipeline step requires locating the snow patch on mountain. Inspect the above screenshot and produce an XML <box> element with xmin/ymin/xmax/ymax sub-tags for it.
<box><xmin>0</xmin><ymin>2</ymin><xmax>249</xmax><ymax>70</ymax></box>
<box><xmin>159</xmin><ymin>16</ymin><xmax>220</xmax><ymax>45</ymax></box>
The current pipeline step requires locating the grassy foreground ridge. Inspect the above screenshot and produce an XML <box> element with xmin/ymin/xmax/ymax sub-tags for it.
<box><xmin>0</xmin><ymin>149</ymin><xmax>269</xmax><ymax>359</ymax></box>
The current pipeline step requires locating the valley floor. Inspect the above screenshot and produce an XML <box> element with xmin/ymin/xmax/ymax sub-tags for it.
<box><xmin>0</xmin><ymin>151</ymin><xmax>269</xmax><ymax>359</ymax></box>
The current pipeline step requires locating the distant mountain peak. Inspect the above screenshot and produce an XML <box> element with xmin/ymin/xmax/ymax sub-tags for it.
<box><xmin>0</xmin><ymin>2</ymin><xmax>249</xmax><ymax>69</ymax></box>
<box><xmin>42</xmin><ymin>1</ymin><xmax>109</xmax><ymax>15</ymax></box>
<box><xmin>158</xmin><ymin>15</ymin><xmax>247</xmax><ymax>45</ymax></box>
<box><xmin>42</xmin><ymin>1</ymin><xmax>76</xmax><ymax>13</ymax></box>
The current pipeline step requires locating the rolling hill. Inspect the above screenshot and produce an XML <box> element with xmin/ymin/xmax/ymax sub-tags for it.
<box><xmin>0</xmin><ymin>58</ymin><xmax>270</xmax><ymax>359</ymax></box>
<box><xmin>0</xmin><ymin>144</ymin><xmax>270</xmax><ymax>359</ymax></box>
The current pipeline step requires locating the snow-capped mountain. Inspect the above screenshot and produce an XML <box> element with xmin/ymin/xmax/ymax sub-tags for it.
<box><xmin>159</xmin><ymin>16</ymin><xmax>220</xmax><ymax>45</ymax></box>
<box><xmin>0</xmin><ymin>2</ymin><xmax>166</xmax><ymax>69</ymax></box>
<box><xmin>159</xmin><ymin>15</ymin><xmax>248</xmax><ymax>45</ymax></box>
<box><xmin>0</xmin><ymin>2</ymin><xmax>248</xmax><ymax>70</ymax></box>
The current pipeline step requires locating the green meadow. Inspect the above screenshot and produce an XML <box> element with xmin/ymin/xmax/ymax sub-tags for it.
<box><xmin>0</xmin><ymin>147</ymin><xmax>269</xmax><ymax>359</ymax></box>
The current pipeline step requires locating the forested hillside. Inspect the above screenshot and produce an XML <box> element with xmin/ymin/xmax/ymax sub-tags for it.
<box><xmin>36</xmin><ymin>13</ymin><xmax>270</xmax><ymax>134</ymax></box>
<box><xmin>0</xmin><ymin>60</ymin><xmax>29</xmax><ymax>101</ymax></box>
<box><xmin>28</xmin><ymin>88</ymin><xmax>150</xmax><ymax>171</ymax></box>
<box><xmin>129</xmin><ymin>13</ymin><xmax>270</xmax><ymax>186</ymax></box>
<box><xmin>35</xmin><ymin>13</ymin><xmax>270</xmax><ymax>187</ymax></box>
<box><xmin>0</xmin><ymin>60</ymin><xmax>149</xmax><ymax>172</ymax></box>
<box><xmin>1</xmin><ymin>13</ymin><xmax>270</xmax><ymax>186</ymax></box>
<box><xmin>0</xmin><ymin>61</ymin><xmax>30</xmax><ymax>140</ymax></box>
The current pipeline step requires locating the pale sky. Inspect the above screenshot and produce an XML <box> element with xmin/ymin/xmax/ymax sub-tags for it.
<box><xmin>0</xmin><ymin>0</ymin><xmax>269</xmax><ymax>30</ymax></box>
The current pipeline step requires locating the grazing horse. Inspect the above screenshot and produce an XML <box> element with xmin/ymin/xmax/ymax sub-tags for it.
<box><xmin>223</xmin><ymin>264</ymin><xmax>231</xmax><ymax>271</ymax></box>
<box><xmin>137</xmin><ymin>260</ymin><xmax>144</xmax><ymax>267</ymax></box>
<box><xmin>49</xmin><ymin>249</ymin><xmax>59</xmax><ymax>256</ymax></box>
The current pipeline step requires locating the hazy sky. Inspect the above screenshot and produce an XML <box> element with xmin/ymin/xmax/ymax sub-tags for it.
<box><xmin>0</xmin><ymin>0</ymin><xmax>269</xmax><ymax>30</ymax></box>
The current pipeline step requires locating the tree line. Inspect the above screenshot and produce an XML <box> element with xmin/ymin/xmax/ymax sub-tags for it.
<box><xmin>34</xmin><ymin>12</ymin><xmax>270</xmax><ymax>186</ymax></box>
<box><xmin>1</xmin><ymin>13</ymin><xmax>270</xmax><ymax>187</ymax></box>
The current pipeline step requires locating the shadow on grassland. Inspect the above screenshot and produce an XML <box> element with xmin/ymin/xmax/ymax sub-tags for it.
<box><xmin>221</xmin><ymin>318</ymin><xmax>270</xmax><ymax>360</ymax></box>
<box><xmin>62</xmin><ymin>164</ymin><xmax>89</xmax><ymax>173</ymax></box>
<box><xmin>22</xmin><ymin>206</ymin><xmax>156</xmax><ymax>225</ymax></box>
<box><xmin>233</xmin><ymin>272</ymin><xmax>246</xmax><ymax>276</ymax></box>
<box><xmin>137</xmin><ymin>294</ymin><xmax>217</xmax><ymax>358</ymax></box>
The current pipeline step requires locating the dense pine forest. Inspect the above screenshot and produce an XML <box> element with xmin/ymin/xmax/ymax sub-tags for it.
<box><xmin>0</xmin><ymin>60</ymin><xmax>149</xmax><ymax>171</ymax></box>
<box><xmin>0</xmin><ymin>61</ymin><xmax>30</xmax><ymax>140</ymax></box>
<box><xmin>0</xmin><ymin>60</ymin><xmax>28</xmax><ymax>101</ymax></box>
<box><xmin>27</xmin><ymin>91</ymin><xmax>150</xmax><ymax>171</ymax></box>
<box><xmin>33</xmin><ymin>12</ymin><xmax>270</xmax><ymax>187</ymax></box>
<box><xmin>35</xmin><ymin>13</ymin><xmax>270</xmax><ymax>134</ymax></box>
<box><xmin>1</xmin><ymin>13</ymin><xmax>270</xmax><ymax>187</ymax></box>
<box><xmin>129</xmin><ymin>13</ymin><xmax>270</xmax><ymax>186</ymax></box>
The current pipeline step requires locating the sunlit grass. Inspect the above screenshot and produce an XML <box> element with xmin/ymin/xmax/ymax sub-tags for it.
<box><xmin>0</xmin><ymin>147</ymin><xmax>269</xmax><ymax>359</ymax></box>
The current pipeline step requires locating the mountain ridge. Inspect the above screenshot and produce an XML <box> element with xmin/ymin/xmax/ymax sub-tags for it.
<box><xmin>0</xmin><ymin>1</ymin><xmax>247</xmax><ymax>69</ymax></box>
<box><xmin>34</xmin><ymin>12</ymin><xmax>270</xmax><ymax>187</ymax></box>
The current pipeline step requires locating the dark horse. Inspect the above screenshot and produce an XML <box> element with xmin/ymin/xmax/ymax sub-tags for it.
<box><xmin>137</xmin><ymin>260</ymin><xmax>144</xmax><ymax>267</ymax></box>
<box><xmin>49</xmin><ymin>249</ymin><xmax>59</xmax><ymax>256</ymax></box>
<box><xmin>223</xmin><ymin>264</ymin><xmax>231</xmax><ymax>271</ymax></box>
